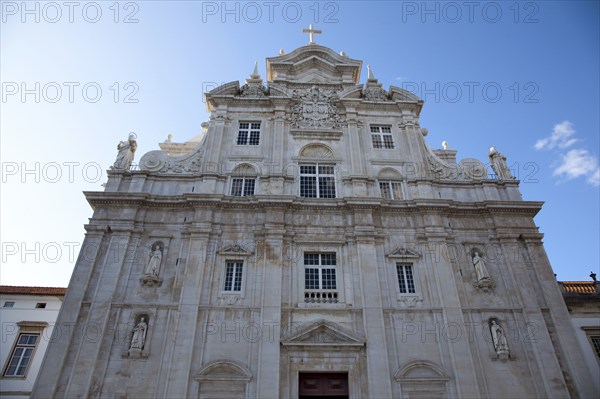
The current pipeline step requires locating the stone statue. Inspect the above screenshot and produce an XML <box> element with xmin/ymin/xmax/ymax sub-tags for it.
<box><xmin>489</xmin><ymin>146</ymin><xmax>514</xmax><ymax>180</ymax></box>
<box><xmin>472</xmin><ymin>252</ymin><xmax>490</xmax><ymax>281</ymax></box>
<box><xmin>130</xmin><ymin>317</ymin><xmax>147</xmax><ymax>351</ymax></box>
<box><xmin>490</xmin><ymin>320</ymin><xmax>509</xmax><ymax>355</ymax></box>
<box><xmin>145</xmin><ymin>247</ymin><xmax>162</xmax><ymax>277</ymax></box>
<box><xmin>113</xmin><ymin>133</ymin><xmax>137</xmax><ymax>170</ymax></box>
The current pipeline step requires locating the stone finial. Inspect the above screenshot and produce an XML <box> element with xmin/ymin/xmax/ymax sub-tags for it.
<box><xmin>340</xmin><ymin>51</ymin><xmax>347</xmax><ymax>57</ymax></box>
<box><xmin>442</xmin><ymin>141</ymin><xmax>449</xmax><ymax>150</ymax></box>
<box><xmin>421</xmin><ymin>128</ymin><xmax>428</xmax><ymax>137</ymax></box>
<box><xmin>166</xmin><ymin>133</ymin><xmax>173</xmax><ymax>142</ymax></box>
<box><xmin>489</xmin><ymin>146</ymin><xmax>497</xmax><ymax>155</ymax></box>
<box><xmin>367</xmin><ymin>65</ymin><xmax>376</xmax><ymax>81</ymax></box>
<box><xmin>250</xmin><ymin>61</ymin><xmax>260</xmax><ymax>79</ymax></box>
<box><xmin>279</xmin><ymin>48</ymin><xmax>285</xmax><ymax>55</ymax></box>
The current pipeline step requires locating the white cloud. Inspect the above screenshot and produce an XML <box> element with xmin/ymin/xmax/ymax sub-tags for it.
<box><xmin>534</xmin><ymin>121</ymin><xmax>578</xmax><ymax>150</ymax></box>
<box><xmin>587</xmin><ymin>167</ymin><xmax>600</xmax><ymax>187</ymax></box>
<box><xmin>553</xmin><ymin>149</ymin><xmax>599</xmax><ymax>185</ymax></box>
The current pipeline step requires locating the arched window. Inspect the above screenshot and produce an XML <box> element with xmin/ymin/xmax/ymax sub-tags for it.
<box><xmin>230</xmin><ymin>164</ymin><xmax>258</xmax><ymax>196</ymax></box>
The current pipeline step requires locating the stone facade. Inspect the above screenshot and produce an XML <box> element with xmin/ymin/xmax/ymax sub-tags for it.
<box><xmin>32</xmin><ymin>43</ymin><xmax>597</xmax><ymax>398</ymax></box>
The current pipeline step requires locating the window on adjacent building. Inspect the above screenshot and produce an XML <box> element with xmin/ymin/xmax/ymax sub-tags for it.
<box><xmin>371</xmin><ymin>125</ymin><xmax>394</xmax><ymax>149</ymax></box>
<box><xmin>237</xmin><ymin>122</ymin><xmax>261</xmax><ymax>145</ymax></box>
<box><xmin>3</xmin><ymin>301</ymin><xmax>15</xmax><ymax>308</ymax></box>
<box><xmin>224</xmin><ymin>261</ymin><xmax>243</xmax><ymax>292</ymax></box>
<box><xmin>300</xmin><ymin>164</ymin><xmax>336</xmax><ymax>198</ymax></box>
<box><xmin>379</xmin><ymin>181</ymin><xmax>402</xmax><ymax>200</ymax></box>
<box><xmin>3</xmin><ymin>333</ymin><xmax>39</xmax><ymax>377</ymax></box>
<box><xmin>397</xmin><ymin>263</ymin><xmax>416</xmax><ymax>294</ymax></box>
<box><xmin>35</xmin><ymin>303</ymin><xmax>46</xmax><ymax>309</ymax></box>
<box><xmin>231</xmin><ymin>178</ymin><xmax>256</xmax><ymax>196</ymax></box>
<box><xmin>591</xmin><ymin>335</ymin><xmax>600</xmax><ymax>360</ymax></box>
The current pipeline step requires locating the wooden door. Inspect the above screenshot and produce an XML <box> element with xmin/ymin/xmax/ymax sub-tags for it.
<box><xmin>299</xmin><ymin>372</ymin><xmax>349</xmax><ymax>398</ymax></box>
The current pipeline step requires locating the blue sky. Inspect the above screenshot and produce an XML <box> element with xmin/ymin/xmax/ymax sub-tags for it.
<box><xmin>1</xmin><ymin>1</ymin><xmax>598</xmax><ymax>286</ymax></box>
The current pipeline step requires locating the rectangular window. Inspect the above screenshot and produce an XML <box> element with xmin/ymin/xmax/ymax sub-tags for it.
<box><xmin>224</xmin><ymin>261</ymin><xmax>243</xmax><ymax>291</ymax></box>
<box><xmin>3</xmin><ymin>333</ymin><xmax>39</xmax><ymax>377</ymax></box>
<box><xmin>35</xmin><ymin>303</ymin><xmax>46</xmax><ymax>309</ymax></box>
<box><xmin>3</xmin><ymin>301</ymin><xmax>15</xmax><ymax>308</ymax></box>
<box><xmin>231</xmin><ymin>178</ymin><xmax>256</xmax><ymax>196</ymax></box>
<box><xmin>397</xmin><ymin>263</ymin><xmax>415</xmax><ymax>294</ymax></box>
<box><xmin>379</xmin><ymin>181</ymin><xmax>402</xmax><ymax>200</ymax></box>
<box><xmin>237</xmin><ymin>122</ymin><xmax>261</xmax><ymax>145</ymax></box>
<box><xmin>300</xmin><ymin>164</ymin><xmax>336</xmax><ymax>198</ymax></box>
<box><xmin>304</xmin><ymin>253</ymin><xmax>337</xmax><ymax>290</ymax></box>
<box><xmin>371</xmin><ymin>126</ymin><xmax>394</xmax><ymax>149</ymax></box>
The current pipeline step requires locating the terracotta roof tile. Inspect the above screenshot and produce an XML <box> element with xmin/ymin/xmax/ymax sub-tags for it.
<box><xmin>0</xmin><ymin>285</ymin><xmax>67</xmax><ymax>296</ymax></box>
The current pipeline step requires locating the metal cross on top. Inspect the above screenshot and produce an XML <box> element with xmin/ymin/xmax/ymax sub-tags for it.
<box><xmin>302</xmin><ymin>24</ymin><xmax>322</xmax><ymax>44</ymax></box>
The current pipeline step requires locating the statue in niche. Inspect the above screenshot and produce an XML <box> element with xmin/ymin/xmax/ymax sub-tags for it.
<box><xmin>489</xmin><ymin>146</ymin><xmax>515</xmax><ymax>180</ymax></box>
<box><xmin>112</xmin><ymin>132</ymin><xmax>137</xmax><ymax>170</ymax></box>
<box><xmin>490</xmin><ymin>320</ymin><xmax>509</xmax><ymax>355</ymax></box>
<box><xmin>129</xmin><ymin>317</ymin><xmax>147</xmax><ymax>351</ymax></box>
<box><xmin>145</xmin><ymin>246</ymin><xmax>162</xmax><ymax>277</ymax></box>
<box><xmin>472</xmin><ymin>251</ymin><xmax>491</xmax><ymax>282</ymax></box>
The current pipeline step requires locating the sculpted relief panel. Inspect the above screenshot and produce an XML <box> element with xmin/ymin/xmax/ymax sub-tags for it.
<box><xmin>290</xmin><ymin>85</ymin><xmax>342</xmax><ymax>129</ymax></box>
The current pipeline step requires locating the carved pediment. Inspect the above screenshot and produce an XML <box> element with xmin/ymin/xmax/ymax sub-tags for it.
<box><xmin>218</xmin><ymin>244</ymin><xmax>254</xmax><ymax>256</ymax></box>
<box><xmin>387</xmin><ymin>247</ymin><xmax>421</xmax><ymax>259</ymax></box>
<box><xmin>266</xmin><ymin>45</ymin><xmax>362</xmax><ymax>85</ymax></box>
<box><xmin>282</xmin><ymin>319</ymin><xmax>365</xmax><ymax>347</ymax></box>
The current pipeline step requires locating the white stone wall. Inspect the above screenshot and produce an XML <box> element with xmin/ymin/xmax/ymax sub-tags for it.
<box><xmin>0</xmin><ymin>294</ymin><xmax>63</xmax><ymax>399</ymax></box>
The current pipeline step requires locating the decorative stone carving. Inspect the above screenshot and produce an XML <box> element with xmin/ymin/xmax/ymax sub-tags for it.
<box><xmin>217</xmin><ymin>294</ymin><xmax>241</xmax><ymax>306</ymax></box>
<box><xmin>128</xmin><ymin>317</ymin><xmax>148</xmax><ymax>357</ymax></box>
<box><xmin>490</xmin><ymin>319</ymin><xmax>510</xmax><ymax>361</ymax></box>
<box><xmin>239</xmin><ymin>62</ymin><xmax>268</xmax><ymax>98</ymax></box>
<box><xmin>290</xmin><ymin>85</ymin><xmax>341</xmax><ymax>129</ymax></box>
<box><xmin>472</xmin><ymin>252</ymin><xmax>490</xmax><ymax>282</ymax></box>
<box><xmin>398</xmin><ymin>296</ymin><xmax>422</xmax><ymax>308</ymax></box>
<box><xmin>139</xmin><ymin>149</ymin><xmax>203</xmax><ymax>174</ymax></box>
<box><xmin>281</xmin><ymin>319</ymin><xmax>365</xmax><ymax>347</ymax></box>
<box><xmin>300</xmin><ymin>144</ymin><xmax>334</xmax><ymax>158</ymax></box>
<box><xmin>112</xmin><ymin>133</ymin><xmax>137</xmax><ymax>170</ymax></box>
<box><xmin>363</xmin><ymin>86</ymin><xmax>389</xmax><ymax>102</ymax></box>
<box><xmin>140</xmin><ymin>243</ymin><xmax>164</xmax><ymax>287</ymax></box>
<box><xmin>489</xmin><ymin>146</ymin><xmax>515</xmax><ymax>180</ymax></box>
<box><xmin>362</xmin><ymin>65</ymin><xmax>390</xmax><ymax>102</ymax></box>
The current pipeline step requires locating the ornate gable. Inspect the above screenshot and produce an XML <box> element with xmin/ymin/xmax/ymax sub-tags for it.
<box><xmin>266</xmin><ymin>45</ymin><xmax>362</xmax><ymax>86</ymax></box>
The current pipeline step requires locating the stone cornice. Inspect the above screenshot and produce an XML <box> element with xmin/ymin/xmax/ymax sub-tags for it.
<box><xmin>84</xmin><ymin>192</ymin><xmax>543</xmax><ymax>217</ymax></box>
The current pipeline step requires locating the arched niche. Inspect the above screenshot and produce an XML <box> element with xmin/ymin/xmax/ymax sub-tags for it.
<box><xmin>194</xmin><ymin>359</ymin><xmax>252</xmax><ymax>399</ymax></box>
<box><xmin>232</xmin><ymin>163</ymin><xmax>258</xmax><ymax>177</ymax></box>
<box><xmin>394</xmin><ymin>360</ymin><xmax>450</xmax><ymax>399</ymax></box>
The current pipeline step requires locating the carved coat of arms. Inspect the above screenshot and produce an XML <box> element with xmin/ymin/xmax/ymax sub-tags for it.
<box><xmin>290</xmin><ymin>86</ymin><xmax>341</xmax><ymax>129</ymax></box>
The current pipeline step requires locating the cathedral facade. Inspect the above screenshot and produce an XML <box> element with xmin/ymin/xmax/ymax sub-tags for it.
<box><xmin>32</xmin><ymin>39</ymin><xmax>596</xmax><ymax>398</ymax></box>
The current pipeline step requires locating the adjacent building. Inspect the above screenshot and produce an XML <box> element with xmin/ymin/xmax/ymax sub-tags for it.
<box><xmin>1</xmin><ymin>286</ymin><xmax>66</xmax><ymax>399</ymax></box>
<box><xmin>31</xmin><ymin>35</ymin><xmax>598</xmax><ymax>398</ymax></box>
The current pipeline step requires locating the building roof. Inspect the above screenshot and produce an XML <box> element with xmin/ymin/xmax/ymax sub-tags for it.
<box><xmin>560</xmin><ymin>281</ymin><xmax>597</xmax><ymax>294</ymax></box>
<box><xmin>0</xmin><ymin>285</ymin><xmax>67</xmax><ymax>296</ymax></box>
